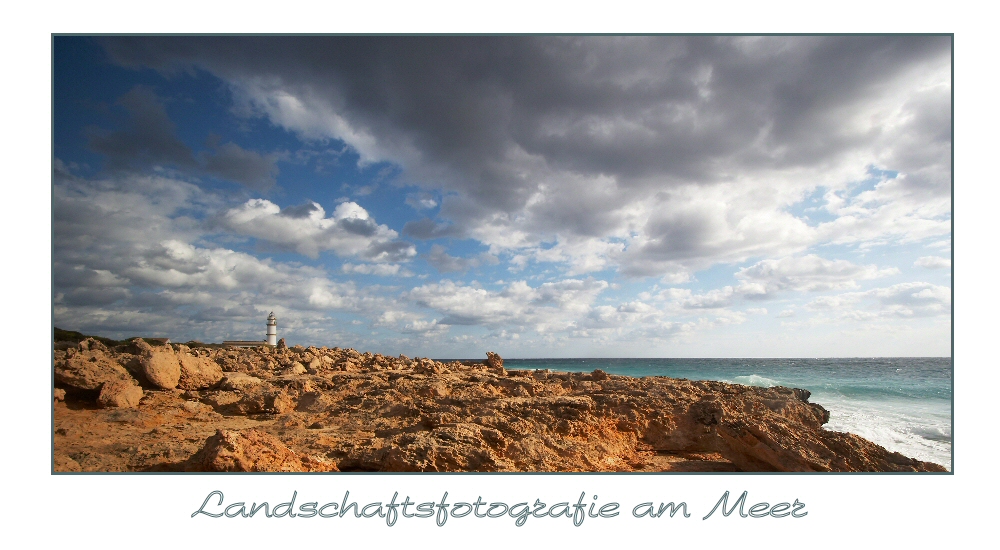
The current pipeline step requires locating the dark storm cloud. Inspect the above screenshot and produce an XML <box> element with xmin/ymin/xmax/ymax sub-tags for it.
<box><xmin>339</xmin><ymin>216</ymin><xmax>379</xmax><ymax>237</ymax></box>
<box><xmin>102</xmin><ymin>35</ymin><xmax>948</xmax><ymax>177</ymax></box>
<box><xmin>402</xmin><ymin>218</ymin><xmax>465</xmax><ymax>240</ymax></box>
<box><xmin>99</xmin><ymin>36</ymin><xmax>951</xmax><ymax>275</ymax></box>
<box><xmin>87</xmin><ymin>85</ymin><xmax>195</xmax><ymax>169</ymax></box>
<box><xmin>87</xmin><ymin>85</ymin><xmax>281</xmax><ymax>190</ymax></box>
<box><xmin>201</xmin><ymin>142</ymin><xmax>280</xmax><ymax>191</ymax></box>
<box><xmin>279</xmin><ymin>202</ymin><xmax>321</xmax><ymax>218</ymax></box>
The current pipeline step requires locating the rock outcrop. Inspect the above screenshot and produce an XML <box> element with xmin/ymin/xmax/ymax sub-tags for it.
<box><xmin>97</xmin><ymin>380</ymin><xmax>144</xmax><ymax>409</ymax></box>
<box><xmin>52</xmin><ymin>340</ymin><xmax>948</xmax><ymax>473</ymax></box>
<box><xmin>53</xmin><ymin>338</ymin><xmax>131</xmax><ymax>391</ymax></box>
<box><xmin>178</xmin><ymin>353</ymin><xmax>224</xmax><ymax>390</ymax></box>
<box><xmin>135</xmin><ymin>339</ymin><xmax>181</xmax><ymax>389</ymax></box>
<box><xmin>189</xmin><ymin>429</ymin><xmax>337</xmax><ymax>472</ymax></box>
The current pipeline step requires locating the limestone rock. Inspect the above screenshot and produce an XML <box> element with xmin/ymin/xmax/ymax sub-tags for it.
<box><xmin>189</xmin><ymin>429</ymin><xmax>337</xmax><ymax>472</ymax></box>
<box><xmin>233</xmin><ymin>387</ymin><xmax>295</xmax><ymax>415</ymax></box>
<box><xmin>276</xmin><ymin>338</ymin><xmax>287</xmax><ymax>350</ymax></box>
<box><xmin>52</xmin><ymin>337</ymin><xmax>949</xmax><ymax>473</ymax></box>
<box><xmin>178</xmin><ymin>354</ymin><xmax>224</xmax><ymax>390</ymax></box>
<box><xmin>97</xmin><ymin>380</ymin><xmax>144</xmax><ymax>409</ymax></box>
<box><xmin>282</xmin><ymin>362</ymin><xmax>307</xmax><ymax>376</ymax></box>
<box><xmin>54</xmin><ymin>453</ymin><xmax>82</xmax><ymax>472</ymax></box>
<box><xmin>219</xmin><ymin>372</ymin><xmax>263</xmax><ymax>392</ymax></box>
<box><xmin>589</xmin><ymin>369</ymin><xmax>609</xmax><ymax>381</ymax></box>
<box><xmin>78</xmin><ymin>337</ymin><xmax>109</xmax><ymax>353</ymax></box>
<box><xmin>54</xmin><ymin>346</ymin><xmax>131</xmax><ymax>391</ymax></box>
<box><xmin>485</xmin><ymin>352</ymin><xmax>505</xmax><ymax>375</ymax></box>
<box><xmin>135</xmin><ymin>339</ymin><xmax>181</xmax><ymax>389</ymax></box>
<box><xmin>413</xmin><ymin>358</ymin><xmax>448</xmax><ymax>375</ymax></box>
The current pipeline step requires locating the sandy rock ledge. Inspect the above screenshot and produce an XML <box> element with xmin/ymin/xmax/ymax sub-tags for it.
<box><xmin>52</xmin><ymin>340</ymin><xmax>947</xmax><ymax>473</ymax></box>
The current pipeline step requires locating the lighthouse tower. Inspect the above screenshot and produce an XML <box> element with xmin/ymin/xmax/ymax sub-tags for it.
<box><xmin>266</xmin><ymin>312</ymin><xmax>278</xmax><ymax>346</ymax></box>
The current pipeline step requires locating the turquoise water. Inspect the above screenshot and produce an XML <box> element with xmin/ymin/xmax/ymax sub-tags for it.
<box><xmin>502</xmin><ymin>357</ymin><xmax>953</xmax><ymax>470</ymax></box>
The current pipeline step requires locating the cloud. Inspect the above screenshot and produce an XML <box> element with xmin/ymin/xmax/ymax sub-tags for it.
<box><xmin>736</xmin><ymin>254</ymin><xmax>899</xmax><ymax>293</ymax></box>
<box><xmin>805</xmin><ymin>282</ymin><xmax>951</xmax><ymax>318</ymax></box>
<box><xmin>86</xmin><ymin>86</ymin><xmax>281</xmax><ymax>190</ymax></box>
<box><xmin>863</xmin><ymin>282</ymin><xmax>951</xmax><ymax>317</ymax></box>
<box><xmin>423</xmin><ymin>244</ymin><xmax>499</xmax><ymax>273</ymax></box>
<box><xmin>87</xmin><ymin>85</ymin><xmax>195</xmax><ymax>169</ymax></box>
<box><xmin>914</xmin><ymin>255</ymin><xmax>951</xmax><ymax>269</ymax></box>
<box><xmin>51</xmin><ymin>164</ymin><xmax>393</xmax><ymax>342</ymax></box>
<box><xmin>341</xmin><ymin>263</ymin><xmax>413</xmax><ymax>277</ymax></box>
<box><xmin>406</xmin><ymin>278</ymin><xmax>609</xmax><ymax>331</ymax></box>
<box><xmin>215</xmin><ymin>199</ymin><xmax>416</xmax><ymax>260</ymax></box>
<box><xmin>653</xmin><ymin>254</ymin><xmax>898</xmax><ymax>312</ymax></box>
<box><xmin>402</xmin><ymin>218</ymin><xmax>465</xmax><ymax>240</ymax></box>
<box><xmin>200</xmin><ymin>142</ymin><xmax>281</xmax><ymax>191</ymax></box>
<box><xmin>405</xmin><ymin>193</ymin><xmax>438</xmax><ymax>210</ymax></box>
<box><xmin>99</xmin><ymin>36</ymin><xmax>951</xmax><ymax>280</ymax></box>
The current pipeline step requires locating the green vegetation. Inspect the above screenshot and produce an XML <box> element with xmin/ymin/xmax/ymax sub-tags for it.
<box><xmin>53</xmin><ymin>327</ymin><xmax>170</xmax><ymax>347</ymax></box>
<box><xmin>53</xmin><ymin>327</ymin><xmax>124</xmax><ymax>347</ymax></box>
<box><xmin>52</xmin><ymin>327</ymin><xmax>235</xmax><ymax>349</ymax></box>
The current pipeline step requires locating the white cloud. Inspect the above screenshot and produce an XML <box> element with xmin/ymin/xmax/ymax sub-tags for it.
<box><xmin>805</xmin><ymin>282</ymin><xmax>950</xmax><ymax>319</ymax></box>
<box><xmin>915</xmin><ymin>255</ymin><xmax>951</xmax><ymax>269</ymax></box>
<box><xmin>407</xmin><ymin>278</ymin><xmax>609</xmax><ymax>332</ymax></box>
<box><xmin>341</xmin><ymin>263</ymin><xmax>413</xmax><ymax>277</ymax></box>
<box><xmin>405</xmin><ymin>193</ymin><xmax>438</xmax><ymax>210</ymax></box>
<box><xmin>51</xmin><ymin>167</ymin><xmax>400</xmax><ymax>343</ymax></box>
<box><xmin>736</xmin><ymin>254</ymin><xmax>899</xmax><ymax>293</ymax></box>
<box><xmin>216</xmin><ymin>198</ymin><xmax>415</xmax><ymax>261</ymax></box>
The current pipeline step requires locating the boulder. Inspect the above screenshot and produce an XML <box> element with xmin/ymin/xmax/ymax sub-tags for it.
<box><xmin>134</xmin><ymin>338</ymin><xmax>181</xmax><ymax>389</ymax></box>
<box><xmin>276</xmin><ymin>338</ymin><xmax>287</xmax><ymax>350</ymax></box>
<box><xmin>413</xmin><ymin>359</ymin><xmax>448</xmax><ymax>375</ymax></box>
<box><xmin>78</xmin><ymin>337</ymin><xmax>109</xmax><ymax>353</ymax></box>
<box><xmin>178</xmin><ymin>354</ymin><xmax>224</xmax><ymax>390</ymax></box>
<box><xmin>54</xmin><ymin>388</ymin><xmax>66</xmax><ymax>402</ymax></box>
<box><xmin>282</xmin><ymin>362</ymin><xmax>307</xmax><ymax>376</ymax></box>
<box><xmin>188</xmin><ymin>429</ymin><xmax>337</xmax><ymax>472</ymax></box>
<box><xmin>234</xmin><ymin>387</ymin><xmax>296</xmax><ymax>415</ymax></box>
<box><xmin>219</xmin><ymin>372</ymin><xmax>263</xmax><ymax>392</ymax></box>
<box><xmin>485</xmin><ymin>352</ymin><xmax>505</xmax><ymax>375</ymax></box>
<box><xmin>54</xmin><ymin>347</ymin><xmax>131</xmax><ymax>391</ymax></box>
<box><xmin>97</xmin><ymin>380</ymin><xmax>144</xmax><ymax>408</ymax></box>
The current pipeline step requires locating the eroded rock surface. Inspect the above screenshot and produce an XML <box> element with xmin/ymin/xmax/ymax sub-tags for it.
<box><xmin>135</xmin><ymin>339</ymin><xmax>181</xmax><ymax>390</ymax></box>
<box><xmin>189</xmin><ymin>429</ymin><xmax>337</xmax><ymax>472</ymax></box>
<box><xmin>97</xmin><ymin>380</ymin><xmax>144</xmax><ymax>409</ymax></box>
<box><xmin>52</xmin><ymin>340</ymin><xmax>947</xmax><ymax>473</ymax></box>
<box><xmin>178</xmin><ymin>353</ymin><xmax>224</xmax><ymax>390</ymax></box>
<box><xmin>54</xmin><ymin>338</ymin><xmax>131</xmax><ymax>390</ymax></box>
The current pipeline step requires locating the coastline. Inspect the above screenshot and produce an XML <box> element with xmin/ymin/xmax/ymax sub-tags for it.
<box><xmin>500</xmin><ymin>357</ymin><xmax>953</xmax><ymax>470</ymax></box>
<box><xmin>53</xmin><ymin>337</ymin><xmax>947</xmax><ymax>473</ymax></box>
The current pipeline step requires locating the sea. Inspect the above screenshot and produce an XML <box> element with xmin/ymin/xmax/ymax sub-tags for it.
<box><xmin>502</xmin><ymin>357</ymin><xmax>953</xmax><ymax>471</ymax></box>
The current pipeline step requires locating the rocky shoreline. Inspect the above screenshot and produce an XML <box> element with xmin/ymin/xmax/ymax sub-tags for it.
<box><xmin>52</xmin><ymin>336</ymin><xmax>946</xmax><ymax>472</ymax></box>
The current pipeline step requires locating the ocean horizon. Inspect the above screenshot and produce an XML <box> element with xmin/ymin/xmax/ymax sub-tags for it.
<box><xmin>435</xmin><ymin>356</ymin><xmax>954</xmax><ymax>471</ymax></box>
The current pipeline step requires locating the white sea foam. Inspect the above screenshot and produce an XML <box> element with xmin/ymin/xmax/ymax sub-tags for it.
<box><xmin>817</xmin><ymin>394</ymin><xmax>952</xmax><ymax>470</ymax></box>
<box><xmin>729</xmin><ymin>374</ymin><xmax>781</xmax><ymax>387</ymax></box>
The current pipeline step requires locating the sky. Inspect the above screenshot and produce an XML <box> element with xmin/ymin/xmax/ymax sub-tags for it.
<box><xmin>51</xmin><ymin>35</ymin><xmax>952</xmax><ymax>358</ymax></box>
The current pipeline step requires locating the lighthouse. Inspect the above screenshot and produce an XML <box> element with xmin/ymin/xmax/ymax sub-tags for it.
<box><xmin>266</xmin><ymin>312</ymin><xmax>277</xmax><ymax>346</ymax></box>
